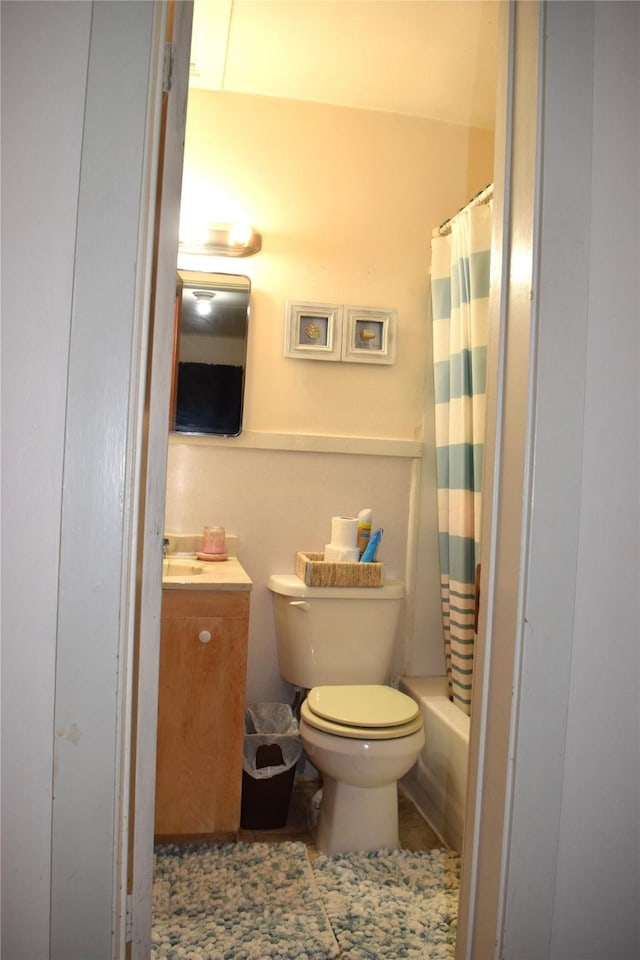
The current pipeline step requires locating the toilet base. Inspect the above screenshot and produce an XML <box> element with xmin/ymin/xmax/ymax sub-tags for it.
<box><xmin>315</xmin><ymin>775</ymin><xmax>400</xmax><ymax>855</ymax></box>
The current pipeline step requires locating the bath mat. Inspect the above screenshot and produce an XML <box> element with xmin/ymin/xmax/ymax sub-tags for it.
<box><xmin>152</xmin><ymin>840</ymin><xmax>340</xmax><ymax>959</ymax></box>
<box><xmin>312</xmin><ymin>847</ymin><xmax>460</xmax><ymax>959</ymax></box>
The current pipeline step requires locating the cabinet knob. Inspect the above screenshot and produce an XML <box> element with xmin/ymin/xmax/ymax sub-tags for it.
<box><xmin>198</xmin><ymin>630</ymin><xmax>212</xmax><ymax>643</ymax></box>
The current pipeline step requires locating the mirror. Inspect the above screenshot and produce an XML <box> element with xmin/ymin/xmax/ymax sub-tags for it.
<box><xmin>171</xmin><ymin>270</ymin><xmax>250</xmax><ymax>437</ymax></box>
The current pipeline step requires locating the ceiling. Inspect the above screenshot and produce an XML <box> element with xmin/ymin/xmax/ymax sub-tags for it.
<box><xmin>189</xmin><ymin>0</ymin><xmax>500</xmax><ymax>130</ymax></box>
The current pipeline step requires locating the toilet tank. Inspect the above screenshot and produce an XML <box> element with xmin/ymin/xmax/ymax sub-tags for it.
<box><xmin>268</xmin><ymin>574</ymin><xmax>404</xmax><ymax>688</ymax></box>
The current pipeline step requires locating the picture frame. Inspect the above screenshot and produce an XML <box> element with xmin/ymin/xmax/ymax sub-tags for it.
<box><xmin>342</xmin><ymin>306</ymin><xmax>397</xmax><ymax>364</ymax></box>
<box><xmin>284</xmin><ymin>301</ymin><xmax>343</xmax><ymax>360</ymax></box>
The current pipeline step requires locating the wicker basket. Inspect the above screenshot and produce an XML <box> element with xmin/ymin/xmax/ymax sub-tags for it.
<box><xmin>295</xmin><ymin>551</ymin><xmax>384</xmax><ymax>587</ymax></box>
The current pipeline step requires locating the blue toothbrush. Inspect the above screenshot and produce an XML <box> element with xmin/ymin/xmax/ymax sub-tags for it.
<box><xmin>360</xmin><ymin>528</ymin><xmax>383</xmax><ymax>562</ymax></box>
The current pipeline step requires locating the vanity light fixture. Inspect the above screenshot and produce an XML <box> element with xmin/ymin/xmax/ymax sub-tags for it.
<box><xmin>192</xmin><ymin>290</ymin><xmax>216</xmax><ymax>317</ymax></box>
<box><xmin>179</xmin><ymin>222</ymin><xmax>262</xmax><ymax>258</ymax></box>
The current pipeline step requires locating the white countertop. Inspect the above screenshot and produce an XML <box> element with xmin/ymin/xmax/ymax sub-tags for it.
<box><xmin>162</xmin><ymin>554</ymin><xmax>253</xmax><ymax>591</ymax></box>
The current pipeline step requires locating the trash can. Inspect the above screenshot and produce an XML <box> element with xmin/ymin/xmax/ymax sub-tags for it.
<box><xmin>241</xmin><ymin>702</ymin><xmax>303</xmax><ymax>829</ymax></box>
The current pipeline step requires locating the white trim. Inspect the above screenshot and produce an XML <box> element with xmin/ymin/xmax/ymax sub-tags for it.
<box><xmin>112</xmin><ymin>3</ymin><xmax>168</xmax><ymax>956</ymax></box>
<box><xmin>456</xmin><ymin>1</ymin><xmax>541</xmax><ymax>956</ymax></box>
<box><xmin>459</xmin><ymin>0</ymin><xmax>515</xmax><ymax>947</ymax></box>
<box><xmin>168</xmin><ymin>429</ymin><xmax>422</xmax><ymax>458</ymax></box>
<box><xmin>499</xmin><ymin>2</ymin><xmax>595</xmax><ymax>954</ymax></box>
<box><xmin>129</xmin><ymin>3</ymin><xmax>194</xmax><ymax>955</ymax></box>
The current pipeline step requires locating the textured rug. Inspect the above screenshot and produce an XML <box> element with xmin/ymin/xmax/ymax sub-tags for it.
<box><xmin>152</xmin><ymin>841</ymin><xmax>340</xmax><ymax>959</ymax></box>
<box><xmin>152</xmin><ymin>841</ymin><xmax>460</xmax><ymax>959</ymax></box>
<box><xmin>312</xmin><ymin>847</ymin><xmax>460</xmax><ymax>959</ymax></box>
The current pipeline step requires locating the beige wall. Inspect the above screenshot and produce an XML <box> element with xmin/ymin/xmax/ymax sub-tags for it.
<box><xmin>167</xmin><ymin>90</ymin><xmax>494</xmax><ymax>701</ymax></box>
<box><xmin>165</xmin><ymin>444</ymin><xmax>416</xmax><ymax>700</ymax></box>
<box><xmin>179</xmin><ymin>91</ymin><xmax>494</xmax><ymax>437</ymax></box>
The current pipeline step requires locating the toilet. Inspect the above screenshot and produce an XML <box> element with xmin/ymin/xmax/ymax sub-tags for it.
<box><xmin>268</xmin><ymin>574</ymin><xmax>425</xmax><ymax>855</ymax></box>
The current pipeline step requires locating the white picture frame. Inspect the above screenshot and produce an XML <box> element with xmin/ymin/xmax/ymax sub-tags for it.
<box><xmin>342</xmin><ymin>306</ymin><xmax>397</xmax><ymax>364</ymax></box>
<box><xmin>284</xmin><ymin>301</ymin><xmax>343</xmax><ymax>360</ymax></box>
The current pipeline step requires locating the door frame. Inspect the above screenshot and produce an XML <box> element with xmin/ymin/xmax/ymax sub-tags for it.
<box><xmin>128</xmin><ymin>2</ymin><xmax>547</xmax><ymax>956</ymax></box>
<box><xmin>126</xmin><ymin>2</ymin><xmax>193</xmax><ymax>957</ymax></box>
<box><xmin>458</xmin><ymin>1</ymin><xmax>605</xmax><ymax>956</ymax></box>
<box><xmin>456</xmin><ymin>1</ymin><xmax>542</xmax><ymax>955</ymax></box>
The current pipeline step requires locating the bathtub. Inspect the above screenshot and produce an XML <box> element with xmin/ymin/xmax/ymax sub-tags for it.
<box><xmin>399</xmin><ymin>676</ymin><xmax>470</xmax><ymax>853</ymax></box>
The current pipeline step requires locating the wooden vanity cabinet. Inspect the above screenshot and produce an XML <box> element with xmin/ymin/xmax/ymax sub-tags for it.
<box><xmin>154</xmin><ymin>588</ymin><xmax>249</xmax><ymax>839</ymax></box>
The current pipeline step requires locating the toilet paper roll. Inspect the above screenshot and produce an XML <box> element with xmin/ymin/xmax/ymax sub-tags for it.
<box><xmin>330</xmin><ymin>516</ymin><xmax>359</xmax><ymax>549</ymax></box>
<box><xmin>324</xmin><ymin>543</ymin><xmax>360</xmax><ymax>563</ymax></box>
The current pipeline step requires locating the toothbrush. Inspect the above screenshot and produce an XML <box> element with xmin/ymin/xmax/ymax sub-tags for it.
<box><xmin>360</xmin><ymin>528</ymin><xmax>382</xmax><ymax>562</ymax></box>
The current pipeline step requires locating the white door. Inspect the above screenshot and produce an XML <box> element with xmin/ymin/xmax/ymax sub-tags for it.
<box><xmin>43</xmin><ymin>3</ymin><xmax>189</xmax><ymax>957</ymax></box>
<box><xmin>1</xmin><ymin>2</ymin><xmax>192</xmax><ymax>957</ymax></box>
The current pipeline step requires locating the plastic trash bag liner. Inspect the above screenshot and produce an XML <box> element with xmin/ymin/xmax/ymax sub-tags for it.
<box><xmin>242</xmin><ymin>702</ymin><xmax>302</xmax><ymax>780</ymax></box>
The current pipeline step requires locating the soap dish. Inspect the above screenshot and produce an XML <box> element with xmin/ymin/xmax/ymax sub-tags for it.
<box><xmin>196</xmin><ymin>552</ymin><xmax>229</xmax><ymax>562</ymax></box>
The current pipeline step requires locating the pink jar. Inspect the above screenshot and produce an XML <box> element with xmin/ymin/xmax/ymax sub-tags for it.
<box><xmin>202</xmin><ymin>525</ymin><xmax>225</xmax><ymax>555</ymax></box>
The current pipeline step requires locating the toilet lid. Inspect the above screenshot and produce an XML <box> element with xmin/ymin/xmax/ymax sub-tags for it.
<box><xmin>306</xmin><ymin>685</ymin><xmax>420</xmax><ymax>728</ymax></box>
<box><xmin>300</xmin><ymin>695</ymin><xmax>423</xmax><ymax>740</ymax></box>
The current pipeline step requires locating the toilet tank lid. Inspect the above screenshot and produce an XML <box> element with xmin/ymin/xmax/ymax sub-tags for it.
<box><xmin>267</xmin><ymin>573</ymin><xmax>404</xmax><ymax>599</ymax></box>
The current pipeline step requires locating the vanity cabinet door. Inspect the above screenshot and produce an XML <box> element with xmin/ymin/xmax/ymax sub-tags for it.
<box><xmin>154</xmin><ymin>590</ymin><xmax>249</xmax><ymax>838</ymax></box>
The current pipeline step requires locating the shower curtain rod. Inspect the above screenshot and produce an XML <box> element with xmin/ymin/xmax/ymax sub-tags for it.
<box><xmin>433</xmin><ymin>183</ymin><xmax>494</xmax><ymax>237</ymax></box>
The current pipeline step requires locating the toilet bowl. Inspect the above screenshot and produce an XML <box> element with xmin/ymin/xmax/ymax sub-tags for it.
<box><xmin>267</xmin><ymin>574</ymin><xmax>425</xmax><ymax>854</ymax></box>
<box><xmin>299</xmin><ymin>685</ymin><xmax>425</xmax><ymax>853</ymax></box>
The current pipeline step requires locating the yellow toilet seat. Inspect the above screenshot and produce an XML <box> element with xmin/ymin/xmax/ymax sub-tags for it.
<box><xmin>301</xmin><ymin>684</ymin><xmax>423</xmax><ymax>740</ymax></box>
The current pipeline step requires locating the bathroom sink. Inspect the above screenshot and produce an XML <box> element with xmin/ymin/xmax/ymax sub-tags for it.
<box><xmin>162</xmin><ymin>557</ymin><xmax>204</xmax><ymax>578</ymax></box>
<box><xmin>161</xmin><ymin>553</ymin><xmax>253</xmax><ymax>591</ymax></box>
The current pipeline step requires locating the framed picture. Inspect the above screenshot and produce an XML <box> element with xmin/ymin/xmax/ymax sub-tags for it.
<box><xmin>342</xmin><ymin>306</ymin><xmax>397</xmax><ymax>364</ymax></box>
<box><xmin>284</xmin><ymin>301</ymin><xmax>343</xmax><ymax>360</ymax></box>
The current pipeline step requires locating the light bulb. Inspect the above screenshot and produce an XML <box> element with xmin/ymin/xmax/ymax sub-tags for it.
<box><xmin>192</xmin><ymin>290</ymin><xmax>215</xmax><ymax>317</ymax></box>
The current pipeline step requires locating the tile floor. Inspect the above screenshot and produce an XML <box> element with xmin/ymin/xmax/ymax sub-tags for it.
<box><xmin>238</xmin><ymin>779</ymin><xmax>442</xmax><ymax>860</ymax></box>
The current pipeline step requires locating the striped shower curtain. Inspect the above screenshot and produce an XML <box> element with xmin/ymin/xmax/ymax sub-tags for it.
<box><xmin>430</xmin><ymin>196</ymin><xmax>492</xmax><ymax>715</ymax></box>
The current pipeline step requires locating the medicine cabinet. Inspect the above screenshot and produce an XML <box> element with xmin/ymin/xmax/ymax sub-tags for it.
<box><xmin>170</xmin><ymin>270</ymin><xmax>250</xmax><ymax>437</ymax></box>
